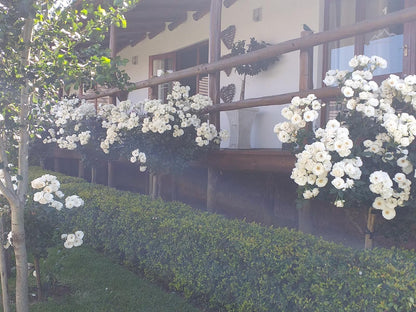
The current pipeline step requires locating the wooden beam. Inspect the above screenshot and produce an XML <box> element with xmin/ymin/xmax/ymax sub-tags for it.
<box><xmin>126</xmin><ymin>10</ymin><xmax>188</xmax><ymax>22</ymax></box>
<box><xmin>129</xmin><ymin>33</ymin><xmax>147</xmax><ymax>46</ymax></box>
<box><xmin>206</xmin><ymin>149</ymin><xmax>295</xmax><ymax>173</ymax></box>
<box><xmin>128</xmin><ymin>2</ymin><xmax>207</xmax><ymax>13</ymax></box>
<box><xmin>223</xmin><ymin>0</ymin><xmax>238</xmax><ymax>8</ymax></box>
<box><xmin>168</xmin><ymin>14</ymin><xmax>187</xmax><ymax>31</ymax></box>
<box><xmin>82</xmin><ymin>7</ymin><xmax>416</xmax><ymax>100</ymax></box>
<box><xmin>148</xmin><ymin>23</ymin><xmax>166</xmax><ymax>39</ymax></box>
<box><xmin>193</xmin><ymin>6</ymin><xmax>210</xmax><ymax>21</ymax></box>
<box><xmin>202</xmin><ymin>87</ymin><xmax>341</xmax><ymax>113</ymax></box>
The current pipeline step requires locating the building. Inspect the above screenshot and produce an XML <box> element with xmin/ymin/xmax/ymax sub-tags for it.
<box><xmin>53</xmin><ymin>0</ymin><xmax>416</xmax><ymax>246</ymax></box>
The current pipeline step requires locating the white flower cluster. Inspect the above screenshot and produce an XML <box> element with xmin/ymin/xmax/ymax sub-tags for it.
<box><xmin>31</xmin><ymin>175</ymin><xmax>85</xmax><ymax>248</ymax></box>
<box><xmin>61</xmin><ymin>231</ymin><xmax>84</xmax><ymax>249</ymax></box>
<box><xmin>323</xmin><ymin>55</ymin><xmax>387</xmax><ymax>119</ymax></box>
<box><xmin>45</xmin><ymin>98</ymin><xmax>97</xmax><ymax>150</ymax></box>
<box><xmin>397</xmin><ymin>155</ymin><xmax>413</xmax><ymax>175</ymax></box>
<box><xmin>369</xmin><ymin>171</ymin><xmax>411</xmax><ymax>220</ymax></box>
<box><xmin>31</xmin><ymin>174</ymin><xmax>64</xmax><ymax>210</ymax></box>
<box><xmin>273</xmin><ymin>94</ymin><xmax>324</xmax><ymax>143</ymax></box>
<box><xmin>195</xmin><ymin>122</ymin><xmax>227</xmax><ymax>147</ymax></box>
<box><xmin>31</xmin><ymin>174</ymin><xmax>84</xmax><ymax>210</ymax></box>
<box><xmin>290</xmin><ymin>142</ymin><xmax>331</xmax><ymax>199</ymax></box>
<box><xmin>315</xmin><ymin>120</ymin><xmax>353</xmax><ymax>157</ymax></box>
<box><xmin>330</xmin><ymin>158</ymin><xmax>362</xmax><ymax>191</ymax></box>
<box><xmin>130</xmin><ymin>149</ymin><xmax>147</xmax><ymax>172</ymax></box>
<box><xmin>65</xmin><ymin>195</ymin><xmax>84</xmax><ymax>209</ymax></box>
<box><xmin>287</xmin><ymin>110</ymin><xmax>362</xmax><ymax>204</ymax></box>
<box><xmin>381</xmin><ymin>74</ymin><xmax>416</xmax><ymax>110</ymax></box>
<box><xmin>382</xmin><ymin>112</ymin><xmax>416</xmax><ymax>147</ymax></box>
<box><xmin>98</xmin><ymin>100</ymin><xmax>144</xmax><ymax>153</ymax></box>
<box><xmin>140</xmin><ymin>82</ymin><xmax>214</xmax><ymax>137</ymax></box>
<box><xmin>363</xmin><ymin>133</ymin><xmax>390</xmax><ymax>155</ymax></box>
<box><xmin>99</xmin><ymin>82</ymin><xmax>226</xmax><ymax>161</ymax></box>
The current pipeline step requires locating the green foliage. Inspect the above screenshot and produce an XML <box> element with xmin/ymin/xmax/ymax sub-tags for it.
<box><xmin>31</xmin><ymin>167</ymin><xmax>416</xmax><ymax>312</ymax></box>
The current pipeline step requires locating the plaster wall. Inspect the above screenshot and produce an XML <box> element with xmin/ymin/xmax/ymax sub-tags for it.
<box><xmin>118</xmin><ymin>0</ymin><xmax>323</xmax><ymax>148</ymax></box>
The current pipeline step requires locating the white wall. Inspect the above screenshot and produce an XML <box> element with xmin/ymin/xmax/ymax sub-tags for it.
<box><xmin>118</xmin><ymin>0</ymin><xmax>322</xmax><ymax>148</ymax></box>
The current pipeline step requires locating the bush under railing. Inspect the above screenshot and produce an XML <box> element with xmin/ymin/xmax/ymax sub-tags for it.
<box><xmin>30</xmin><ymin>167</ymin><xmax>416</xmax><ymax>312</ymax></box>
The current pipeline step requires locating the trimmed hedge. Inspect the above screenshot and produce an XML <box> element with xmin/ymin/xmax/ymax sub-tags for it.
<box><xmin>31</xmin><ymin>167</ymin><xmax>416</xmax><ymax>311</ymax></box>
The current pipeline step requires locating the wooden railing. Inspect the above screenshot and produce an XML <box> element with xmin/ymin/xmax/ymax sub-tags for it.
<box><xmin>83</xmin><ymin>6</ymin><xmax>416</xmax><ymax>116</ymax></box>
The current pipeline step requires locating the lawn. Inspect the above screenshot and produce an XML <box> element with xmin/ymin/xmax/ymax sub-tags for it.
<box><xmin>25</xmin><ymin>246</ymin><xmax>202</xmax><ymax>312</ymax></box>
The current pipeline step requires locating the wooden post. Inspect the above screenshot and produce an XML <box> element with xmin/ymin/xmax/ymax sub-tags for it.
<box><xmin>364</xmin><ymin>207</ymin><xmax>375</xmax><ymax>249</ymax></box>
<box><xmin>53</xmin><ymin>158</ymin><xmax>61</xmax><ymax>173</ymax></box>
<box><xmin>298</xmin><ymin>30</ymin><xmax>314</xmax><ymax>234</ymax></box>
<box><xmin>206</xmin><ymin>0</ymin><xmax>222</xmax><ymax>213</ymax></box>
<box><xmin>78</xmin><ymin>160</ymin><xmax>85</xmax><ymax>179</ymax></box>
<box><xmin>107</xmin><ymin>161</ymin><xmax>114</xmax><ymax>187</ymax></box>
<box><xmin>91</xmin><ymin>166</ymin><xmax>97</xmax><ymax>184</ymax></box>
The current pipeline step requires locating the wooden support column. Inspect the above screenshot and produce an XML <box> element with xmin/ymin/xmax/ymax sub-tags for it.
<box><xmin>53</xmin><ymin>158</ymin><xmax>61</xmax><ymax>173</ymax></box>
<box><xmin>297</xmin><ymin>30</ymin><xmax>314</xmax><ymax>234</ymax></box>
<box><xmin>78</xmin><ymin>160</ymin><xmax>85</xmax><ymax>179</ymax></box>
<box><xmin>107</xmin><ymin>161</ymin><xmax>114</xmax><ymax>187</ymax></box>
<box><xmin>207</xmin><ymin>0</ymin><xmax>222</xmax><ymax>213</ymax></box>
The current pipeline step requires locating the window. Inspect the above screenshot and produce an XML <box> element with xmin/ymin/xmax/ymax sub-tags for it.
<box><xmin>149</xmin><ymin>42</ymin><xmax>209</xmax><ymax>101</ymax></box>
<box><xmin>324</xmin><ymin>0</ymin><xmax>405</xmax><ymax>76</ymax></box>
<box><xmin>322</xmin><ymin>0</ymin><xmax>416</xmax><ymax>123</ymax></box>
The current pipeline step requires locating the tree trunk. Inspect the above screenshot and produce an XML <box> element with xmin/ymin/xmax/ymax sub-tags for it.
<box><xmin>12</xmin><ymin>13</ymin><xmax>34</xmax><ymax>312</ymax></box>
<box><xmin>33</xmin><ymin>256</ymin><xmax>42</xmax><ymax>301</ymax></box>
<box><xmin>0</xmin><ymin>215</ymin><xmax>10</xmax><ymax>312</ymax></box>
<box><xmin>364</xmin><ymin>207</ymin><xmax>375</xmax><ymax>249</ymax></box>
<box><xmin>11</xmin><ymin>200</ymin><xmax>29</xmax><ymax>312</ymax></box>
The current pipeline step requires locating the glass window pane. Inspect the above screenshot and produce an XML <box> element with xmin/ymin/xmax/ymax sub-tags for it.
<box><xmin>363</xmin><ymin>0</ymin><xmax>404</xmax><ymax>75</ymax></box>
<box><xmin>327</xmin><ymin>0</ymin><xmax>356</xmax><ymax>70</ymax></box>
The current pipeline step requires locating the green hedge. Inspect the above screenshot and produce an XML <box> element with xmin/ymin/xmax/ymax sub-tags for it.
<box><xmin>31</xmin><ymin>167</ymin><xmax>416</xmax><ymax>311</ymax></box>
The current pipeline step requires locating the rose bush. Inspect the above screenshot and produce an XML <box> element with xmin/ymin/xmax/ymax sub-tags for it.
<box><xmin>275</xmin><ymin>55</ymin><xmax>416</xmax><ymax>221</ymax></box>
<box><xmin>46</xmin><ymin>82</ymin><xmax>228</xmax><ymax>175</ymax></box>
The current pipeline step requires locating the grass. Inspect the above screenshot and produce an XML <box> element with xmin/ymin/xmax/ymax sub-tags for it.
<box><xmin>26</xmin><ymin>246</ymin><xmax>202</xmax><ymax>312</ymax></box>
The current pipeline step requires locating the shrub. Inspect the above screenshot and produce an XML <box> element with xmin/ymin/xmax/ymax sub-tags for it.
<box><xmin>30</xmin><ymin>167</ymin><xmax>416</xmax><ymax>312</ymax></box>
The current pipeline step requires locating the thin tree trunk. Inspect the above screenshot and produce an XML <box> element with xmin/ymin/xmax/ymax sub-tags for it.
<box><xmin>33</xmin><ymin>256</ymin><xmax>42</xmax><ymax>301</ymax></box>
<box><xmin>11</xmin><ymin>200</ymin><xmax>29</xmax><ymax>312</ymax></box>
<box><xmin>0</xmin><ymin>215</ymin><xmax>10</xmax><ymax>312</ymax></box>
<box><xmin>12</xmin><ymin>12</ymin><xmax>34</xmax><ymax>312</ymax></box>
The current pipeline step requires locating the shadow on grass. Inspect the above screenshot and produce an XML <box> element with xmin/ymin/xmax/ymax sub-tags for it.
<box><xmin>28</xmin><ymin>246</ymin><xmax>202</xmax><ymax>312</ymax></box>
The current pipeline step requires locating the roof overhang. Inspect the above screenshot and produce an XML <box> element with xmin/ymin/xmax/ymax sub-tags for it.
<box><xmin>113</xmin><ymin>0</ymin><xmax>238</xmax><ymax>52</ymax></box>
